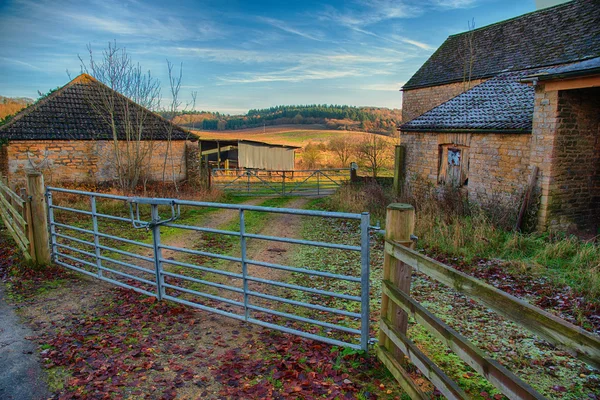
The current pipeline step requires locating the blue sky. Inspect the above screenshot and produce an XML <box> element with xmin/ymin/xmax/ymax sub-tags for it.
<box><xmin>0</xmin><ymin>0</ymin><xmax>535</xmax><ymax>114</ymax></box>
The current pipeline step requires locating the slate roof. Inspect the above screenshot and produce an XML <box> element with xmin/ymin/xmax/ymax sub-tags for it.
<box><xmin>0</xmin><ymin>74</ymin><xmax>192</xmax><ymax>141</ymax></box>
<box><xmin>400</xmin><ymin>70</ymin><xmax>537</xmax><ymax>133</ymax></box>
<box><xmin>404</xmin><ymin>0</ymin><xmax>600</xmax><ymax>90</ymax></box>
<box><xmin>525</xmin><ymin>56</ymin><xmax>600</xmax><ymax>81</ymax></box>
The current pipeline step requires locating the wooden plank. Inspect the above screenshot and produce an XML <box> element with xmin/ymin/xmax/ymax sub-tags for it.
<box><xmin>21</xmin><ymin>188</ymin><xmax>36</xmax><ymax>263</ymax></box>
<box><xmin>543</xmin><ymin>75</ymin><xmax>600</xmax><ymax>91</ymax></box>
<box><xmin>0</xmin><ymin>200</ymin><xmax>30</xmax><ymax>248</ymax></box>
<box><xmin>200</xmin><ymin>145</ymin><xmax>236</xmax><ymax>156</ymax></box>
<box><xmin>0</xmin><ymin>190</ymin><xmax>27</xmax><ymax>228</ymax></box>
<box><xmin>385</xmin><ymin>242</ymin><xmax>600</xmax><ymax>369</ymax></box>
<box><xmin>380</xmin><ymin>204</ymin><xmax>415</xmax><ymax>360</ymax></box>
<box><xmin>376</xmin><ymin>345</ymin><xmax>429</xmax><ymax>400</ymax></box>
<box><xmin>0</xmin><ymin>179</ymin><xmax>25</xmax><ymax>207</ymax></box>
<box><xmin>383</xmin><ymin>281</ymin><xmax>545</xmax><ymax>400</ymax></box>
<box><xmin>380</xmin><ymin>316</ymin><xmax>468</xmax><ymax>400</ymax></box>
<box><xmin>0</xmin><ymin>202</ymin><xmax>31</xmax><ymax>260</ymax></box>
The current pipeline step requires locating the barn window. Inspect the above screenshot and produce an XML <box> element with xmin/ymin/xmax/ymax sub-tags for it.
<box><xmin>438</xmin><ymin>145</ymin><xmax>469</xmax><ymax>187</ymax></box>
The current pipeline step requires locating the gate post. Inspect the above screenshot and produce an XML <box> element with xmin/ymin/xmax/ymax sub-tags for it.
<box><xmin>392</xmin><ymin>145</ymin><xmax>405</xmax><ymax>196</ymax></box>
<box><xmin>27</xmin><ymin>172</ymin><xmax>51</xmax><ymax>265</ymax></box>
<box><xmin>151</xmin><ymin>204</ymin><xmax>165</xmax><ymax>300</ymax></box>
<box><xmin>379</xmin><ymin>204</ymin><xmax>415</xmax><ymax>357</ymax></box>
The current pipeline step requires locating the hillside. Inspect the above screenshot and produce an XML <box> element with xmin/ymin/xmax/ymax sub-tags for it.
<box><xmin>0</xmin><ymin>96</ymin><xmax>33</xmax><ymax>120</ymax></box>
<box><xmin>173</xmin><ymin>105</ymin><xmax>402</xmax><ymax>135</ymax></box>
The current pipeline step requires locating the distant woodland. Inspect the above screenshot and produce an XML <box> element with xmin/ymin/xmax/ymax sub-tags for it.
<box><xmin>171</xmin><ymin>105</ymin><xmax>402</xmax><ymax>135</ymax></box>
<box><xmin>0</xmin><ymin>96</ymin><xmax>33</xmax><ymax>121</ymax></box>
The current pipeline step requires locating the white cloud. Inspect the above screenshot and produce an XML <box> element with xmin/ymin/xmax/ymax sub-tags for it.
<box><xmin>0</xmin><ymin>57</ymin><xmax>42</xmax><ymax>71</ymax></box>
<box><xmin>358</xmin><ymin>82</ymin><xmax>406</xmax><ymax>91</ymax></box>
<box><xmin>258</xmin><ymin>17</ymin><xmax>324</xmax><ymax>41</ymax></box>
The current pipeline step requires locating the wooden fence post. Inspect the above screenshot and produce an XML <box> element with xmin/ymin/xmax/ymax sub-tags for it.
<box><xmin>379</xmin><ymin>203</ymin><xmax>415</xmax><ymax>357</ymax></box>
<box><xmin>392</xmin><ymin>145</ymin><xmax>405</xmax><ymax>196</ymax></box>
<box><xmin>26</xmin><ymin>172</ymin><xmax>50</xmax><ymax>265</ymax></box>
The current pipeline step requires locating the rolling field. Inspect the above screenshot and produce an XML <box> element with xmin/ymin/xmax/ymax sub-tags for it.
<box><xmin>191</xmin><ymin>124</ymin><xmax>393</xmax><ymax>147</ymax></box>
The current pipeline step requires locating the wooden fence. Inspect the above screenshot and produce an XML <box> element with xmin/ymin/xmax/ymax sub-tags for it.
<box><xmin>0</xmin><ymin>172</ymin><xmax>50</xmax><ymax>264</ymax></box>
<box><xmin>377</xmin><ymin>204</ymin><xmax>600</xmax><ymax>400</ymax></box>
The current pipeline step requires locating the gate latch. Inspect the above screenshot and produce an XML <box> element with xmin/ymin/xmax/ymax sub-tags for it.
<box><xmin>127</xmin><ymin>198</ymin><xmax>180</xmax><ymax>230</ymax></box>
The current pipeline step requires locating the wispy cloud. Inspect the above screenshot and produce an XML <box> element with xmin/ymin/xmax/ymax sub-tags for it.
<box><xmin>0</xmin><ymin>57</ymin><xmax>42</xmax><ymax>71</ymax></box>
<box><xmin>258</xmin><ymin>17</ymin><xmax>324</xmax><ymax>41</ymax></box>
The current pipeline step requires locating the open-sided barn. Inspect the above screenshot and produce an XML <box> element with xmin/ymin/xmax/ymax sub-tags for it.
<box><xmin>198</xmin><ymin>139</ymin><xmax>299</xmax><ymax>171</ymax></box>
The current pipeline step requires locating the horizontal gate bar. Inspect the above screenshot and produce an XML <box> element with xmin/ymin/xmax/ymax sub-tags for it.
<box><xmin>98</xmin><ymin>255</ymin><xmax>155</xmax><ymax>275</ymax></box>
<box><xmin>162</xmin><ymin>283</ymin><xmax>244</xmax><ymax>307</ymax></box>
<box><xmin>96</xmin><ymin>265</ymin><xmax>157</xmax><ymax>286</ymax></box>
<box><xmin>160</xmin><ymin>257</ymin><xmax>243</xmax><ymax>279</ymax></box>
<box><xmin>247</xmin><ymin>258</ymin><xmax>361</xmax><ymax>282</ymax></box>
<box><xmin>247</xmin><ymin>318</ymin><xmax>361</xmax><ymax>350</ymax></box>
<box><xmin>47</xmin><ymin>187</ymin><xmax>362</xmax><ymax>219</ymax></box>
<box><xmin>97</xmin><ymin>244</ymin><xmax>154</xmax><ymax>262</ymax></box>
<box><xmin>162</xmin><ymin>223</ymin><xmax>240</xmax><ymax>237</ymax></box>
<box><xmin>52</xmin><ymin>222</ymin><xmax>153</xmax><ymax>249</ymax></box>
<box><xmin>55</xmin><ymin>242</ymin><xmax>96</xmax><ymax>258</ymax></box>
<box><xmin>246</xmin><ymin>275</ymin><xmax>361</xmax><ymax>302</ymax></box>
<box><xmin>163</xmin><ymin>294</ymin><xmax>247</xmax><ymax>322</ymax></box>
<box><xmin>162</xmin><ymin>270</ymin><xmax>244</xmax><ymax>294</ymax></box>
<box><xmin>159</xmin><ymin>244</ymin><xmax>242</xmax><ymax>263</ymax></box>
<box><xmin>243</xmin><ymin>233</ymin><xmax>361</xmax><ymax>251</ymax></box>
<box><xmin>55</xmin><ymin>232</ymin><xmax>95</xmax><ymax>248</ymax></box>
<box><xmin>54</xmin><ymin>260</ymin><xmax>156</xmax><ymax>297</ymax></box>
<box><xmin>247</xmin><ymin>290</ymin><xmax>361</xmax><ymax>318</ymax></box>
<box><xmin>56</xmin><ymin>251</ymin><xmax>98</xmax><ymax>269</ymax></box>
<box><xmin>247</xmin><ymin>304</ymin><xmax>361</xmax><ymax>335</ymax></box>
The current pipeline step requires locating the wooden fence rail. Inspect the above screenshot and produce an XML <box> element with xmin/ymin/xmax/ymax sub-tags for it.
<box><xmin>0</xmin><ymin>172</ymin><xmax>50</xmax><ymax>264</ymax></box>
<box><xmin>377</xmin><ymin>203</ymin><xmax>600</xmax><ymax>400</ymax></box>
<box><xmin>0</xmin><ymin>174</ymin><xmax>32</xmax><ymax>260</ymax></box>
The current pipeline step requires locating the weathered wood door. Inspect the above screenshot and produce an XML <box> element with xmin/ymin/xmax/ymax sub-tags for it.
<box><xmin>446</xmin><ymin>148</ymin><xmax>462</xmax><ymax>187</ymax></box>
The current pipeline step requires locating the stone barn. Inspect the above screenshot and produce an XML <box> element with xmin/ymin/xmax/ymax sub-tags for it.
<box><xmin>0</xmin><ymin>74</ymin><xmax>195</xmax><ymax>187</ymax></box>
<box><xmin>398</xmin><ymin>0</ymin><xmax>600</xmax><ymax>232</ymax></box>
<box><xmin>197</xmin><ymin>139</ymin><xmax>299</xmax><ymax>171</ymax></box>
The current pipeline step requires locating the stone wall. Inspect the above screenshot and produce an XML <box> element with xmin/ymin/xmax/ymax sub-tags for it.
<box><xmin>534</xmin><ymin>87</ymin><xmax>600</xmax><ymax>231</ymax></box>
<box><xmin>2</xmin><ymin>140</ymin><xmax>188</xmax><ymax>187</ymax></box>
<box><xmin>402</xmin><ymin>79</ymin><xmax>486</xmax><ymax>122</ymax></box>
<box><xmin>400</xmin><ymin>131</ymin><xmax>532</xmax><ymax>205</ymax></box>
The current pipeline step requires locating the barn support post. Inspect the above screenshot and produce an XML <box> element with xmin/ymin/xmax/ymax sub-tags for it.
<box><xmin>26</xmin><ymin>171</ymin><xmax>51</xmax><ymax>265</ymax></box>
<box><xmin>379</xmin><ymin>204</ymin><xmax>415</xmax><ymax>358</ymax></box>
<box><xmin>392</xmin><ymin>145</ymin><xmax>405</xmax><ymax>196</ymax></box>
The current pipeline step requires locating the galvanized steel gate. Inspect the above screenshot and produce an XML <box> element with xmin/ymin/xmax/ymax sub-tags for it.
<box><xmin>46</xmin><ymin>187</ymin><xmax>371</xmax><ymax>350</ymax></box>
<box><xmin>211</xmin><ymin>168</ymin><xmax>351</xmax><ymax>196</ymax></box>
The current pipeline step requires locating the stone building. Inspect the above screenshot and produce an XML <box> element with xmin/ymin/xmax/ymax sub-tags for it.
<box><xmin>398</xmin><ymin>0</ymin><xmax>600</xmax><ymax>232</ymax></box>
<box><xmin>0</xmin><ymin>74</ymin><xmax>195</xmax><ymax>187</ymax></box>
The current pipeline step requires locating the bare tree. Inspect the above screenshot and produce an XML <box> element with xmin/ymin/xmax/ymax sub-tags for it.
<box><xmin>302</xmin><ymin>142</ymin><xmax>322</xmax><ymax>169</ymax></box>
<box><xmin>460</xmin><ymin>18</ymin><xmax>476</xmax><ymax>92</ymax></box>
<box><xmin>79</xmin><ymin>41</ymin><xmax>162</xmax><ymax>193</ymax></box>
<box><xmin>353</xmin><ymin>134</ymin><xmax>392</xmax><ymax>178</ymax></box>
<box><xmin>328</xmin><ymin>136</ymin><xmax>353</xmax><ymax>167</ymax></box>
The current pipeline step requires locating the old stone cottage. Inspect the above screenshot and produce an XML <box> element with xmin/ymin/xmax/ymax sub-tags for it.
<box><xmin>0</xmin><ymin>74</ymin><xmax>194</xmax><ymax>186</ymax></box>
<box><xmin>398</xmin><ymin>0</ymin><xmax>600</xmax><ymax>232</ymax></box>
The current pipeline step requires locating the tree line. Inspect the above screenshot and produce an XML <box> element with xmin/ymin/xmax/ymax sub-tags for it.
<box><xmin>171</xmin><ymin>105</ymin><xmax>402</xmax><ymax>135</ymax></box>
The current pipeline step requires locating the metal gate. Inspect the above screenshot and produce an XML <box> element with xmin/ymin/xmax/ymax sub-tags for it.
<box><xmin>211</xmin><ymin>168</ymin><xmax>351</xmax><ymax>196</ymax></box>
<box><xmin>46</xmin><ymin>187</ymin><xmax>371</xmax><ymax>350</ymax></box>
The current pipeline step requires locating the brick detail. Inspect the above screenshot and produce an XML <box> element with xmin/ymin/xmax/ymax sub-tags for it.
<box><xmin>402</xmin><ymin>79</ymin><xmax>486</xmax><ymax>122</ymax></box>
<box><xmin>3</xmin><ymin>140</ymin><xmax>187</xmax><ymax>187</ymax></box>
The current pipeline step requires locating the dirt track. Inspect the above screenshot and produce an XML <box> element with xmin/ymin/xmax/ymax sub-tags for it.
<box><xmin>12</xmin><ymin>197</ymin><xmax>315</xmax><ymax>398</ymax></box>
